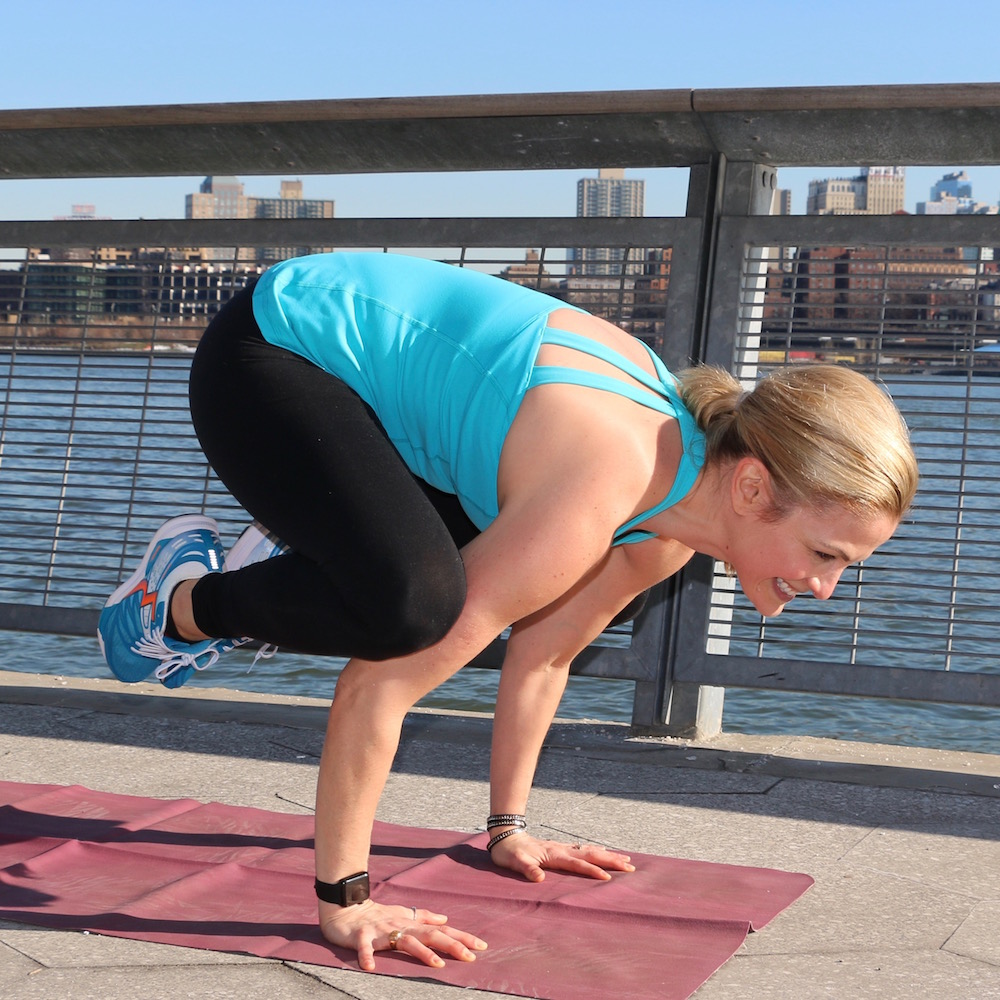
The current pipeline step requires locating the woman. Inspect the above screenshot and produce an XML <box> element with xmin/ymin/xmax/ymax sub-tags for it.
<box><xmin>99</xmin><ymin>252</ymin><xmax>918</xmax><ymax>971</ymax></box>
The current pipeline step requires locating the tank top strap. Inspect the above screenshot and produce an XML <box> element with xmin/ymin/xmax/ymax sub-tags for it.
<box><xmin>533</xmin><ymin>327</ymin><xmax>671</xmax><ymax>397</ymax></box>
<box><xmin>527</xmin><ymin>324</ymin><xmax>706</xmax><ymax>548</ymax></box>
<box><xmin>527</xmin><ymin>367</ymin><xmax>680</xmax><ymax>416</ymax></box>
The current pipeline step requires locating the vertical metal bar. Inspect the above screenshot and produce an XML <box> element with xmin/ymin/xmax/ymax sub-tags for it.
<box><xmin>45</xmin><ymin>252</ymin><xmax>100</xmax><ymax>604</ymax></box>
<box><xmin>113</xmin><ymin>265</ymin><xmax>162</xmax><ymax>581</ymax></box>
<box><xmin>942</xmin><ymin>248</ymin><xmax>983</xmax><ymax>670</ymax></box>
<box><xmin>654</xmin><ymin>160</ymin><xmax>777</xmax><ymax>738</ymax></box>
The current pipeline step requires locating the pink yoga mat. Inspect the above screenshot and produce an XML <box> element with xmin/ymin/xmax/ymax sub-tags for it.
<box><xmin>0</xmin><ymin>781</ymin><xmax>812</xmax><ymax>1000</ymax></box>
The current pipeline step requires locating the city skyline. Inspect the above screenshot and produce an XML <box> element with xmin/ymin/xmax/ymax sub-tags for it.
<box><xmin>1</xmin><ymin>1</ymin><xmax>998</xmax><ymax>225</ymax></box>
<box><xmin>14</xmin><ymin>165</ymin><xmax>1000</xmax><ymax>229</ymax></box>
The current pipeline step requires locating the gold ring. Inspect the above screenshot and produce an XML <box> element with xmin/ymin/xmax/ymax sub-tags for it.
<box><xmin>388</xmin><ymin>929</ymin><xmax>402</xmax><ymax>951</ymax></box>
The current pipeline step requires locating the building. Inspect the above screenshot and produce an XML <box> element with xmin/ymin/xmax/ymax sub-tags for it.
<box><xmin>763</xmin><ymin>245</ymin><xmax>989</xmax><ymax>348</ymax></box>
<box><xmin>185</xmin><ymin>176</ymin><xmax>248</xmax><ymax>223</ymax></box>
<box><xmin>54</xmin><ymin>204</ymin><xmax>110</xmax><ymax>221</ymax></box>
<box><xmin>185</xmin><ymin>177</ymin><xmax>248</xmax><ymax>261</ymax></box>
<box><xmin>570</xmin><ymin>168</ymin><xmax>646</xmax><ymax>277</ymax></box>
<box><xmin>806</xmin><ymin>167</ymin><xmax>906</xmax><ymax>215</ymax></box>
<box><xmin>184</xmin><ymin>176</ymin><xmax>335</xmax><ymax>263</ymax></box>
<box><xmin>30</xmin><ymin>205</ymin><xmax>141</xmax><ymax>264</ymax></box>
<box><xmin>916</xmin><ymin>170</ymin><xmax>999</xmax><ymax>216</ymax></box>
<box><xmin>247</xmin><ymin>180</ymin><xmax>336</xmax><ymax>262</ymax></box>
<box><xmin>931</xmin><ymin>171</ymin><xmax>973</xmax><ymax>202</ymax></box>
<box><xmin>498</xmin><ymin>249</ymin><xmax>557</xmax><ymax>290</ymax></box>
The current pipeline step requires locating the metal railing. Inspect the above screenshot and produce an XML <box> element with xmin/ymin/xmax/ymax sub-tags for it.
<box><xmin>2</xmin><ymin>85</ymin><xmax>1000</xmax><ymax>735</ymax></box>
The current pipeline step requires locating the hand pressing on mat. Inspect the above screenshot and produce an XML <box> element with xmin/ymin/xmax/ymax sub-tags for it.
<box><xmin>488</xmin><ymin>830</ymin><xmax>636</xmax><ymax>883</ymax></box>
<box><xmin>318</xmin><ymin>898</ymin><xmax>488</xmax><ymax>972</ymax></box>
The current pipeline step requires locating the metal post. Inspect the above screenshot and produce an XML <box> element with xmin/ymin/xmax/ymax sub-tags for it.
<box><xmin>652</xmin><ymin>159</ymin><xmax>777</xmax><ymax>739</ymax></box>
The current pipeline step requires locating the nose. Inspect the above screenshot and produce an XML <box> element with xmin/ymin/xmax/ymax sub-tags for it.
<box><xmin>806</xmin><ymin>568</ymin><xmax>843</xmax><ymax>601</ymax></box>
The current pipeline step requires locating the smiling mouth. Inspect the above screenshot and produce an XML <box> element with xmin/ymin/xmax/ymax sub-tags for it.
<box><xmin>776</xmin><ymin>577</ymin><xmax>797</xmax><ymax>600</ymax></box>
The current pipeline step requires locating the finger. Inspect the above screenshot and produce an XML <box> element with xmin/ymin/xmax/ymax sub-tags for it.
<box><xmin>559</xmin><ymin>842</ymin><xmax>635</xmax><ymax>872</ymax></box>
<box><xmin>580</xmin><ymin>847</ymin><xmax>636</xmax><ymax>873</ymax></box>
<box><xmin>357</xmin><ymin>932</ymin><xmax>377</xmax><ymax>973</ymax></box>
<box><xmin>420</xmin><ymin>926</ymin><xmax>487</xmax><ymax>962</ymax></box>
<box><xmin>393</xmin><ymin>932</ymin><xmax>444</xmax><ymax>969</ymax></box>
<box><xmin>438</xmin><ymin>925</ymin><xmax>489</xmax><ymax>953</ymax></box>
<box><xmin>558</xmin><ymin>856</ymin><xmax>614</xmax><ymax>880</ymax></box>
<box><xmin>385</xmin><ymin>925</ymin><xmax>488</xmax><ymax>967</ymax></box>
<box><xmin>406</xmin><ymin>906</ymin><xmax>449</xmax><ymax>925</ymax></box>
<box><xmin>511</xmin><ymin>860</ymin><xmax>545</xmax><ymax>882</ymax></box>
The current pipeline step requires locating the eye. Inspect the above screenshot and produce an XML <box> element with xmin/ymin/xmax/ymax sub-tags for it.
<box><xmin>813</xmin><ymin>550</ymin><xmax>836</xmax><ymax>562</ymax></box>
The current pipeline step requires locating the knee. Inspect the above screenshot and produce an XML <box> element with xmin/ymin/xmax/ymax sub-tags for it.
<box><xmin>355</xmin><ymin>557</ymin><xmax>467</xmax><ymax>659</ymax></box>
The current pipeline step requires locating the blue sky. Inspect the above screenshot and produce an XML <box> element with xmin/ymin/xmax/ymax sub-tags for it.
<box><xmin>2</xmin><ymin>0</ymin><xmax>999</xmax><ymax>220</ymax></box>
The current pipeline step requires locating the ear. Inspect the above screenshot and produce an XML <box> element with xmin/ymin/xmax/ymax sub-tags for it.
<box><xmin>731</xmin><ymin>457</ymin><xmax>773</xmax><ymax>516</ymax></box>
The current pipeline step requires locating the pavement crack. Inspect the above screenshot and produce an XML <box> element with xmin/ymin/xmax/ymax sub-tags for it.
<box><xmin>275</xmin><ymin>791</ymin><xmax>315</xmax><ymax>812</ymax></box>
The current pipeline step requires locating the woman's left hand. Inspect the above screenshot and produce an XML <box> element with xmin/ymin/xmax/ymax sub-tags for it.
<box><xmin>488</xmin><ymin>832</ymin><xmax>636</xmax><ymax>883</ymax></box>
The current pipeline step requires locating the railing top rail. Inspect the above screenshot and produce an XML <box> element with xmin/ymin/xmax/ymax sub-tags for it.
<box><xmin>3</xmin><ymin>83</ymin><xmax>1000</xmax><ymax>180</ymax></box>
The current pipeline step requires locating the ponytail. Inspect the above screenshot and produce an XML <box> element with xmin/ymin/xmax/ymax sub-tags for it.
<box><xmin>675</xmin><ymin>363</ymin><xmax>918</xmax><ymax>521</ymax></box>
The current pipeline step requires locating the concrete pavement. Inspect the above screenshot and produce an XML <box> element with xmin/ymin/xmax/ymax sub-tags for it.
<box><xmin>1</xmin><ymin>669</ymin><xmax>998</xmax><ymax>1000</ymax></box>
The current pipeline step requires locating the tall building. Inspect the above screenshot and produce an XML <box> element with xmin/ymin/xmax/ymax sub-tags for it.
<box><xmin>931</xmin><ymin>171</ymin><xmax>973</xmax><ymax>202</ymax></box>
<box><xmin>184</xmin><ymin>177</ymin><xmax>335</xmax><ymax>263</ymax></box>
<box><xmin>774</xmin><ymin>189</ymin><xmax>792</xmax><ymax>215</ymax></box>
<box><xmin>184</xmin><ymin>177</ymin><xmax>249</xmax><ymax>262</ymax></box>
<box><xmin>807</xmin><ymin>167</ymin><xmax>906</xmax><ymax>215</ymax></box>
<box><xmin>571</xmin><ymin>168</ymin><xmax>646</xmax><ymax>277</ymax></box>
<box><xmin>247</xmin><ymin>180</ymin><xmax>336</xmax><ymax>262</ymax></box>
<box><xmin>916</xmin><ymin>170</ymin><xmax>999</xmax><ymax>215</ymax></box>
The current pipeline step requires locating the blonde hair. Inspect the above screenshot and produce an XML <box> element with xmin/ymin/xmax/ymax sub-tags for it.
<box><xmin>676</xmin><ymin>363</ymin><xmax>918</xmax><ymax>522</ymax></box>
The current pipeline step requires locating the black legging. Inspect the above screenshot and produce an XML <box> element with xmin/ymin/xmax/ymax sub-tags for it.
<box><xmin>188</xmin><ymin>283</ymin><xmax>476</xmax><ymax>659</ymax></box>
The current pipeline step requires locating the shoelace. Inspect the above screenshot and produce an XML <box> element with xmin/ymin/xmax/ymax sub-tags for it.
<box><xmin>133</xmin><ymin>630</ymin><xmax>221</xmax><ymax>681</ymax></box>
<box><xmin>139</xmin><ymin>632</ymin><xmax>279</xmax><ymax>681</ymax></box>
<box><xmin>245</xmin><ymin>642</ymin><xmax>279</xmax><ymax>673</ymax></box>
<box><xmin>219</xmin><ymin>635</ymin><xmax>280</xmax><ymax>670</ymax></box>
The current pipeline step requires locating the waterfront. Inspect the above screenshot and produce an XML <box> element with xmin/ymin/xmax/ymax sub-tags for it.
<box><xmin>1</xmin><ymin>351</ymin><xmax>999</xmax><ymax>756</ymax></box>
<box><xmin>4</xmin><ymin>629</ymin><xmax>999</xmax><ymax>756</ymax></box>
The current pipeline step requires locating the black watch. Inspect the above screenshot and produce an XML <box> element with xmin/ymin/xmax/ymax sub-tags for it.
<box><xmin>314</xmin><ymin>871</ymin><xmax>370</xmax><ymax>906</ymax></box>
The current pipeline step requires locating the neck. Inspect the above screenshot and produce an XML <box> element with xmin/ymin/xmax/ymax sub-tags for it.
<box><xmin>651</xmin><ymin>462</ymin><xmax>735</xmax><ymax>563</ymax></box>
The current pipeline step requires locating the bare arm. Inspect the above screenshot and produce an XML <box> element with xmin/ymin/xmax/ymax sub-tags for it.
<box><xmin>487</xmin><ymin>536</ymin><xmax>695</xmax><ymax>880</ymax></box>
<box><xmin>314</xmin><ymin>480</ymin><xmax>632</xmax><ymax>969</ymax></box>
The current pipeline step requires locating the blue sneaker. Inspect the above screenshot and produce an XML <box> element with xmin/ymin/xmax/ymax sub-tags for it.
<box><xmin>159</xmin><ymin>520</ymin><xmax>289</xmax><ymax>689</ymax></box>
<box><xmin>98</xmin><ymin>515</ymin><xmax>228</xmax><ymax>684</ymax></box>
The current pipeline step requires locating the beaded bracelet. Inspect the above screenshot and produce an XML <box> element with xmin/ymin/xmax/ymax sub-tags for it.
<box><xmin>486</xmin><ymin>813</ymin><xmax>527</xmax><ymax>831</ymax></box>
<box><xmin>487</xmin><ymin>827</ymin><xmax>526</xmax><ymax>852</ymax></box>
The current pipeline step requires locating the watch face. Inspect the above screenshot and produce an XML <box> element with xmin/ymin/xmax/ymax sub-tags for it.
<box><xmin>344</xmin><ymin>872</ymin><xmax>370</xmax><ymax>905</ymax></box>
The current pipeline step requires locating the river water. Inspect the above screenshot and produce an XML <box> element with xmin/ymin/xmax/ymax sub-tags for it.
<box><xmin>2</xmin><ymin>352</ymin><xmax>999</xmax><ymax>755</ymax></box>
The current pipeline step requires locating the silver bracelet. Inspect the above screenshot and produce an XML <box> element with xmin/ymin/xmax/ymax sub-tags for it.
<box><xmin>486</xmin><ymin>813</ymin><xmax>527</xmax><ymax>831</ymax></box>
<box><xmin>487</xmin><ymin>827</ymin><xmax>526</xmax><ymax>852</ymax></box>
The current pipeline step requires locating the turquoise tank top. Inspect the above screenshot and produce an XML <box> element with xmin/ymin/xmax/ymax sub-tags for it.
<box><xmin>251</xmin><ymin>252</ymin><xmax>705</xmax><ymax>545</ymax></box>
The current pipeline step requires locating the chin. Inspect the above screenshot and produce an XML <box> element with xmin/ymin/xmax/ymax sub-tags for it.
<box><xmin>746</xmin><ymin>589</ymin><xmax>787</xmax><ymax>618</ymax></box>
<box><xmin>738</xmin><ymin>578</ymin><xmax>784</xmax><ymax>618</ymax></box>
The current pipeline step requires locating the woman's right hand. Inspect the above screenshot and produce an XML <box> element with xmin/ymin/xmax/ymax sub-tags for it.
<box><xmin>318</xmin><ymin>898</ymin><xmax>488</xmax><ymax>972</ymax></box>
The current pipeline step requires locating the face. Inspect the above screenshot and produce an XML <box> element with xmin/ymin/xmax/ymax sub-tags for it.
<box><xmin>727</xmin><ymin>461</ymin><xmax>898</xmax><ymax>617</ymax></box>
